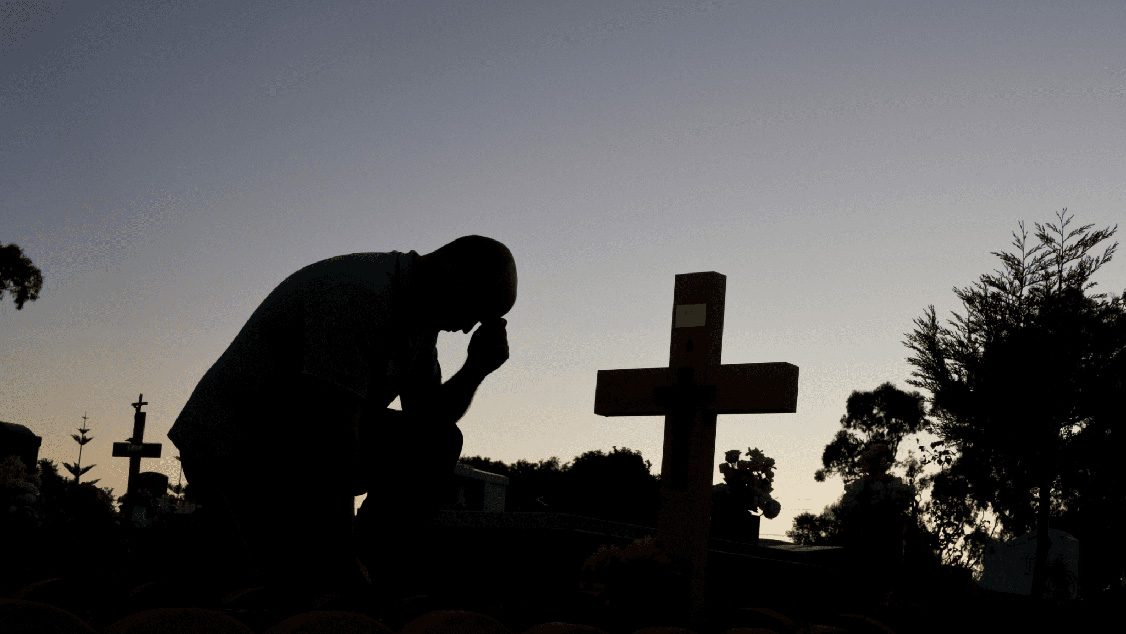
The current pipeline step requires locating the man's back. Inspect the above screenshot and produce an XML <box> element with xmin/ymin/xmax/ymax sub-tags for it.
<box><xmin>168</xmin><ymin>251</ymin><xmax>428</xmax><ymax>462</ymax></box>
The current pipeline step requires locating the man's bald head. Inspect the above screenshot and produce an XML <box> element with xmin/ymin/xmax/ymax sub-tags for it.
<box><xmin>418</xmin><ymin>236</ymin><xmax>517</xmax><ymax>331</ymax></box>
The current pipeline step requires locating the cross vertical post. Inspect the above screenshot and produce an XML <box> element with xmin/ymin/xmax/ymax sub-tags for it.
<box><xmin>660</xmin><ymin>272</ymin><xmax>725</xmax><ymax>618</ymax></box>
<box><xmin>128</xmin><ymin>394</ymin><xmax>148</xmax><ymax>496</ymax></box>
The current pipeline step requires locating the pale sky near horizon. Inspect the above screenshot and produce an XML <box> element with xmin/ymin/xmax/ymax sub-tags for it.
<box><xmin>2</xmin><ymin>0</ymin><xmax>1124</xmax><ymax>539</ymax></box>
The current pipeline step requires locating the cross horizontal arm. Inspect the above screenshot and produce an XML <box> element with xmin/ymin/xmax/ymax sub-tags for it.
<box><xmin>709</xmin><ymin>362</ymin><xmax>798</xmax><ymax>414</ymax></box>
<box><xmin>594</xmin><ymin>367</ymin><xmax>671</xmax><ymax>417</ymax></box>
<box><xmin>594</xmin><ymin>362</ymin><xmax>798</xmax><ymax>417</ymax></box>
<box><xmin>112</xmin><ymin>442</ymin><xmax>163</xmax><ymax>458</ymax></box>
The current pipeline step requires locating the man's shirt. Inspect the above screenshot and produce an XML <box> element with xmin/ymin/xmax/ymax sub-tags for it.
<box><xmin>168</xmin><ymin>251</ymin><xmax>440</xmax><ymax>461</ymax></box>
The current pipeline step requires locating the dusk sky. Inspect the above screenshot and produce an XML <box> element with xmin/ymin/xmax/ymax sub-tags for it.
<box><xmin>2</xmin><ymin>0</ymin><xmax>1124</xmax><ymax>538</ymax></box>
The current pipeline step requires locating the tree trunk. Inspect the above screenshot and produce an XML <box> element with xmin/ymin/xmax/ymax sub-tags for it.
<box><xmin>1029</xmin><ymin>470</ymin><xmax>1053</xmax><ymax>599</ymax></box>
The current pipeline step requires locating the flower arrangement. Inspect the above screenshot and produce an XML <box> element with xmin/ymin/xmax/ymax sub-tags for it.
<box><xmin>718</xmin><ymin>447</ymin><xmax>781</xmax><ymax>519</ymax></box>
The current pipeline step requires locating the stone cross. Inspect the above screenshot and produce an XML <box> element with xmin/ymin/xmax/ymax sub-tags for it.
<box><xmin>594</xmin><ymin>272</ymin><xmax>798</xmax><ymax>622</ymax></box>
<box><xmin>112</xmin><ymin>393</ymin><xmax>162</xmax><ymax>500</ymax></box>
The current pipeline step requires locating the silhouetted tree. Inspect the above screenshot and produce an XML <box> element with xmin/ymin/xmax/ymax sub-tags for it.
<box><xmin>0</xmin><ymin>455</ymin><xmax>39</xmax><ymax>532</ymax></box>
<box><xmin>461</xmin><ymin>455</ymin><xmax>566</xmax><ymax>512</ymax></box>
<box><xmin>561</xmin><ymin>447</ymin><xmax>659</xmax><ymax>526</ymax></box>
<box><xmin>905</xmin><ymin>209</ymin><xmax>1119</xmax><ymax>597</ymax></box>
<box><xmin>461</xmin><ymin>448</ymin><xmax>660</xmax><ymax>525</ymax></box>
<box><xmin>815</xmin><ymin>383</ymin><xmax>928</xmax><ymax>483</ymax></box>
<box><xmin>63</xmin><ymin>415</ymin><xmax>96</xmax><ymax>484</ymax></box>
<box><xmin>36</xmin><ymin>459</ymin><xmax>118</xmax><ymax>533</ymax></box>
<box><xmin>458</xmin><ymin>455</ymin><xmax>512</xmax><ymax>477</ymax></box>
<box><xmin>788</xmin><ymin>509</ymin><xmax>839</xmax><ymax>545</ymax></box>
<box><xmin>2</xmin><ymin>459</ymin><xmax>119</xmax><ymax>586</ymax></box>
<box><xmin>1054</xmin><ymin>292</ymin><xmax>1126</xmax><ymax>594</ymax></box>
<box><xmin>509</xmin><ymin>457</ymin><xmax>567</xmax><ymax>512</ymax></box>
<box><xmin>788</xmin><ymin>384</ymin><xmax>928</xmax><ymax>584</ymax></box>
<box><xmin>0</xmin><ymin>243</ymin><xmax>43</xmax><ymax>309</ymax></box>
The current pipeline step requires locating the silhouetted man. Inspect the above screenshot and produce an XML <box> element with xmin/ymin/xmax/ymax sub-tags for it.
<box><xmin>169</xmin><ymin>235</ymin><xmax>516</xmax><ymax>601</ymax></box>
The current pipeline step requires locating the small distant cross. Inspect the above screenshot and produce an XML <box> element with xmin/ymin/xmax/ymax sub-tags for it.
<box><xmin>594</xmin><ymin>271</ymin><xmax>798</xmax><ymax>623</ymax></box>
<box><xmin>113</xmin><ymin>393</ymin><xmax>162</xmax><ymax>501</ymax></box>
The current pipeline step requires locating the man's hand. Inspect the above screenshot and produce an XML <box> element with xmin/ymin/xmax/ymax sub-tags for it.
<box><xmin>466</xmin><ymin>317</ymin><xmax>509</xmax><ymax>377</ymax></box>
<box><xmin>413</xmin><ymin>317</ymin><xmax>508</xmax><ymax>428</ymax></box>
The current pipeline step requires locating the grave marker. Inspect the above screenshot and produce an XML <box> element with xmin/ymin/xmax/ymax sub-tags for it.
<box><xmin>112</xmin><ymin>394</ymin><xmax>162</xmax><ymax>504</ymax></box>
<box><xmin>594</xmin><ymin>272</ymin><xmax>798</xmax><ymax>622</ymax></box>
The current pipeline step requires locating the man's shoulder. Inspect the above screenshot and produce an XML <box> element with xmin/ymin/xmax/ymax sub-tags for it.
<box><xmin>287</xmin><ymin>251</ymin><xmax>417</xmax><ymax>290</ymax></box>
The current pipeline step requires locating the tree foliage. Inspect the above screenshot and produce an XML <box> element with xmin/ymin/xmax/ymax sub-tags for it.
<box><xmin>562</xmin><ymin>447</ymin><xmax>659</xmax><ymax>525</ymax></box>
<box><xmin>63</xmin><ymin>418</ymin><xmax>96</xmax><ymax>484</ymax></box>
<box><xmin>788</xmin><ymin>384</ymin><xmax>926</xmax><ymax>570</ymax></box>
<box><xmin>461</xmin><ymin>447</ymin><xmax>659</xmax><ymax>525</ymax></box>
<box><xmin>0</xmin><ymin>243</ymin><xmax>44</xmax><ymax>309</ymax></box>
<box><xmin>904</xmin><ymin>209</ymin><xmax>1122</xmax><ymax>594</ymax></box>
<box><xmin>816</xmin><ymin>382</ymin><xmax>928</xmax><ymax>483</ymax></box>
<box><xmin>788</xmin><ymin>510</ymin><xmax>839</xmax><ymax>546</ymax></box>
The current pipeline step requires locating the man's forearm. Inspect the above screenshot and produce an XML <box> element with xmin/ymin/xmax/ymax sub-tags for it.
<box><xmin>426</xmin><ymin>362</ymin><xmax>490</xmax><ymax>426</ymax></box>
<box><xmin>408</xmin><ymin>317</ymin><xmax>508</xmax><ymax>426</ymax></box>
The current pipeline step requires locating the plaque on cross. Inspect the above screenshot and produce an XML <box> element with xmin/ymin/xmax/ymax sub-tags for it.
<box><xmin>112</xmin><ymin>393</ymin><xmax>162</xmax><ymax>499</ymax></box>
<box><xmin>594</xmin><ymin>271</ymin><xmax>798</xmax><ymax>622</ymax></box>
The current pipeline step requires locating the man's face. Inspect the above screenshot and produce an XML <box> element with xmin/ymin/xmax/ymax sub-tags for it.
<box><xmin>440</xmin><ymin>300</ymin><xmax>507</xmax><ymax>335</ymax></box>
<box><xmin>443</xmin><ymin>299</ymin><xmax>508</xmax><ymax>334</ymax></box>
<box><xmin>429</xmin><ymin>269</ymin><xmax>513</xmax><ymax>333</ymax></box>
<box><xmin>433</xmin><ymin>285</ymin><xmax>485</xmax><ymax>333</ymax></box>
<box><xmin>445</xmin><ymin>313</ymin><xmax>479</xmax><ymax>334</ymax></box>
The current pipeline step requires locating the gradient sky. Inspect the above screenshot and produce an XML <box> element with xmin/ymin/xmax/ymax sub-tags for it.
<box><xmin>2</xmin><ymin>0</ymin><xmax>1124</xmax><ymax>539</ymax></box>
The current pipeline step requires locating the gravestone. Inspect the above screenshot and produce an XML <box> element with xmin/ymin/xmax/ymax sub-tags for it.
<box><xmin>0</xmin><ymin>421</ymin><xmax>42</xmax><ymax>471</ymax></box>
<box><xmin>112</xmin><ymin>394</ymin><xmax>163</xmax><ymax>521</ymax></box>
<box><xmin>128</xmin><ymin>471</ymin><xmax>170</xmax><ymax>527</ymax></box>
<box><xmin>594</xmin><ymin>272</ymin><xmax>798</xmax><ymax>624</ymax></box>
